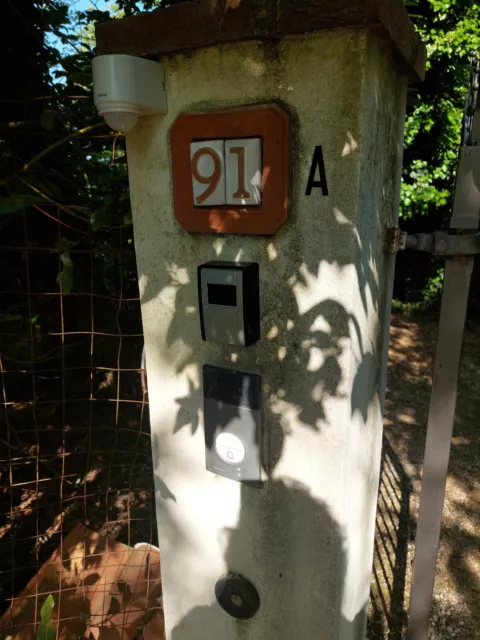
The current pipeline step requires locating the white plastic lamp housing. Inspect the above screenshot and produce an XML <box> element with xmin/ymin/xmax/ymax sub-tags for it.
<box><xmin>92</xmin><ymin>54</ymin><xmax>167</xmax><ymax>133</ymax></box>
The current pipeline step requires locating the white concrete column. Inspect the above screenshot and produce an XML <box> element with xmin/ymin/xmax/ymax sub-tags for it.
<box><xmin>96</xmin><ymin>3</ymin><xmax>424</xmax><ymax>638</ymax></box>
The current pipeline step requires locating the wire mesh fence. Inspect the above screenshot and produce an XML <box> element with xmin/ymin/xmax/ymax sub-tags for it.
<box><xmin>0</xmin><ymin>206</ymin><xmax>161</xmax><ymax>638</ymax></box>
<box><xmin>368</xmin><ymin>437</ymin><xmax>413</xmax><ymax>639</ymax></box>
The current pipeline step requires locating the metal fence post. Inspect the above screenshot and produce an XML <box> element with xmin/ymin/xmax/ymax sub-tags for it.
<box><xmin>406</xmin><ymin>57</ymin><xmax>480</xmax><ymax>640</ymax></box>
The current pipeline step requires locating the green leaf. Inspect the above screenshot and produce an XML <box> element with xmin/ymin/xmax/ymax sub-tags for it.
<box><xmin>40</xmin><ymin>595</ymin><xmax>54</xmax><ymax>624</ymax></box>
<box><xmin>44</xmin><ymin>4</ymin><xmax>69</xmax><ymax>27</ymax></box>
<box><xmin>37</xmin><ymin>621</ymin><xmax>57</xmax><ymax>640</ymax></box>
<box><xmin>55</xmin><ymin>238</ymin><xmax>74</xmax><ymax>253</ymax></box>
<box><xmin>85</xmin><ymin>9</ymin><xmax>112</xmax><ymax>23</ymax></box>
<box><xmin>0</xmin><ymin>195</ymin><xmax>39</xmax><ymax>214</ymax></box>
<box><xmin>37</xmin><ymin>595</ymin><xmax>56</xmax><ymax>640</ymax></box>
<box><xmin>68</xmin><ymin>71</ymin><xmax>92</xmax><ymax>87</ymax></box>
<box><xmin>56</xmin><ymin>252</ymin><xmax>74</xmax><ymax>294</ymax></box>
<box><xmin>41</xmin><ymin>110</ymin><xmax>57</xmax><ymax>131</ymax></box>
<box><xmin>91</xmin><ymin>205</ymin><xmax>115</xmax><ymax>231</ymax></box>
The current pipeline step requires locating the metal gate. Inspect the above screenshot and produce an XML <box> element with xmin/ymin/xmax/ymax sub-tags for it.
<box><xmin>398</xmin><ymin>57</ymin><xmax>480</xmax><ymax>640</ymax></box>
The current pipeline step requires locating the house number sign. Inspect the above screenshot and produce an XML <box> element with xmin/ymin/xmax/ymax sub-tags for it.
<box><xmin>170</xmin><ymin>105</ymin><xmax>290</xmax><ymax>235</ymax></box>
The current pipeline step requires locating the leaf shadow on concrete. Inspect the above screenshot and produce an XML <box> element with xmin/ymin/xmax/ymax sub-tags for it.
<box><xmin>144</xmin><ymin>151</ymin><xmax>391</xmax><ymax>638</ymax></box>
<box><xmin>138</xmin><ymin>36</ymin><xmax>407</xmax><ymax>637</ymax></box>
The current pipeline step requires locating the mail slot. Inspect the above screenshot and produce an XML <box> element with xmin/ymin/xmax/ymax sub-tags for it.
<box><xmin>198</xmin><ymin>261</ymin><xmax>260</xmax><ymax>346</ymax></box>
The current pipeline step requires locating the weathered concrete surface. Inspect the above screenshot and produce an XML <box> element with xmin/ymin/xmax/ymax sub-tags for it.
<box><xmin>126</xmin><ymin>30</ymin><xmax>408</xmax><ymax>640</ymax></box>
<box><xmin>96</xmin><ymin>0</ymin><xmax>426</xmax><ymax>82</ymax></box>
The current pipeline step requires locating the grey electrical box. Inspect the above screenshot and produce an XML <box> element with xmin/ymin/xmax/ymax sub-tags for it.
<box><xmin>203</xmin><ymin>365</ymin><xmax>262</xmax><ymax>484</ymax></box>
<box><xmin>198</xmin><ymin>262</ymin><xmax>260</xmax><ymax>346</ymax></box>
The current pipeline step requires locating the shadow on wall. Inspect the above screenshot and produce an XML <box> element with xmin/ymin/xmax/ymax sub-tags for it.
<box><xmin>144</xmin><ymin>190</ymin><xmax>389</xmax><ymax>637</ymax></box>
<box><xmin>145</xmin><ymin>201</ymin><xmax>386</xmax><ymax>464</ymax></box>
<box><xmin>170</xmin><ymin>479</ymin><xmax>367</xmax><ymax>639</ymax></box>
<box><xmin>135</xmin><ymin>39</ymin><xmax>404</xmax><ymax>638</ymax></box>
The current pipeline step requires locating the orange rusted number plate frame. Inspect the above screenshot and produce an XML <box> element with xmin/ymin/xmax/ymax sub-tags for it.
<box><xmin>170</xmin><ymin>104</ymin><xmax>290</xmax><ymax>235</ymax></box>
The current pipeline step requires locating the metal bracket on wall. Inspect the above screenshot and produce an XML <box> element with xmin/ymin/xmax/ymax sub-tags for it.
<box><xmin>385</xmin><ymin>227</ymin><xmax>480</xmax><ymax>256</ymax></box>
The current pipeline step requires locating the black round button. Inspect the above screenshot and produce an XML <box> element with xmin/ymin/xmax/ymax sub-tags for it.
<box><xmin>214</xmin><ymin>573</ymin><xmax>260</xmax><ymax>620</ymax></box>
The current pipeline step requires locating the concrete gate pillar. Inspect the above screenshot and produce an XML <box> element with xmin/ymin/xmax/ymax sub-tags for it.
<box><xmin>96</xmin><ymin>3</ymin><xmax>425</xmax><ymax>639</ymax></box>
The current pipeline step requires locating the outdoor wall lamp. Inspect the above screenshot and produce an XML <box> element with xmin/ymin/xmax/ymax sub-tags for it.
<box><xmin>92</xmin><ymin>54</ymin><xmax>167</xmax><ymax>133</ymax></box>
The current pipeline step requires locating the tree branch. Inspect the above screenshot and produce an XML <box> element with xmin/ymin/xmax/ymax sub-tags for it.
<box><xmin>19</xmin><ymin>179</ymin><xmax>90</xmax><ymax>224</ymax></box>
<box><xmin>1</xmin><ymin>121</ymin><xmax>106</xmax><ymax>186</ymax></box>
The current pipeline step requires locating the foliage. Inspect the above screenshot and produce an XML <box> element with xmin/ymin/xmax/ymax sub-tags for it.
<box><xmin>395</xmin><ymin>0</ymin><xmax>480</xmax><ymax>312</ymax></box>
<box><xmin>0</xmin><ymin>0</ymin><xmax>173</xmax><ymax>311</ymax></box>
<box><xmin>56</xmin><ymin>251</ymin><xmax>74</xmax><ymax>293</ymax></box>
<box><xmin>0</xmin><ymin>5</ymin><xmax>157</xmax><ymax>626</ymax></box>
<box><xmin>37</xmin><ymin>595</ymin><xmax>56</xmax><ymax>640</ymax></box>
<box><xmin>0</xmin><ymin>0</ymin><xmax>185</xmax><ymax>246</ymax></box>
<box><xmin>403</xmin><ymin>0</ymin><xmax>480</xmax><ymax>222</ymax></box>
<box><xmin>0</xmin><ymin>1</ymin><xmax>136</xmax><ymax>295</ymax></box>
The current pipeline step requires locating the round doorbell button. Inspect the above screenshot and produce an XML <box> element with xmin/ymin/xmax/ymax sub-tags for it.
<box><xmin>215</xmin><ymin>432</ymin><xmax>245</xmax><ymax>464</ymax></box>
<box><xmin>215</xmin><ymin>572</ymin><xmax>260</xmax><ymax>619</ymax></box>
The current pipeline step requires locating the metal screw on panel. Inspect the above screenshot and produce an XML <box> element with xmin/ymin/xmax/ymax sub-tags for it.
<box><xmin>435</xmin><ymin>239</ymin><xmax>448</xmax><ymax>253</ymax></box>
<box><xmin>231</xmin><ymin>594</ymin><xmax>243</xmax><ymax>607</ymax></box>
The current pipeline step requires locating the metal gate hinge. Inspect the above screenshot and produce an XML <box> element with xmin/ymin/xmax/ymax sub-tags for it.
<box><xmin>385</xmin><ymin>227</ymin><xmax>407</xmax><ymax>254</ymax></box>
<box><xmin>385</xmin><ymin>228</ymin><xmax>480</xmax><ymax>256</ymax></box>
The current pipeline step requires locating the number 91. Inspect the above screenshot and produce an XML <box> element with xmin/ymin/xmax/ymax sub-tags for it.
<box><xmin>191</xmin><ymin>145</ymin><xmax>252</xmax><ymax>205</ymax></box>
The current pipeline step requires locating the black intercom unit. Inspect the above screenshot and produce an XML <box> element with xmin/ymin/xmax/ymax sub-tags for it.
<box><xmin>203</xmin><ymin>365</ymin><xmax>262</xmax><ymax>484</ymax></box>
<box><xmin>198</xmin><ymin>261</ymin><xmax>260</xmax><ymax>346</ymax></box>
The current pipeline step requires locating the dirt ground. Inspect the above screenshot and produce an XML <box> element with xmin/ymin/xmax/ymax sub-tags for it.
<box><xmin>368</xmin><ymin>313</ymin><xmax>480</xmax><ymax>640</ymax></box>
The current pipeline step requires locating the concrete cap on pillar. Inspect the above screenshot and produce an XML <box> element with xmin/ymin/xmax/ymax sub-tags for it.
<box><xmin>95</xmin><ymin>0</ymin><xmax>426</xmax><ymax>83</ymax></box>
